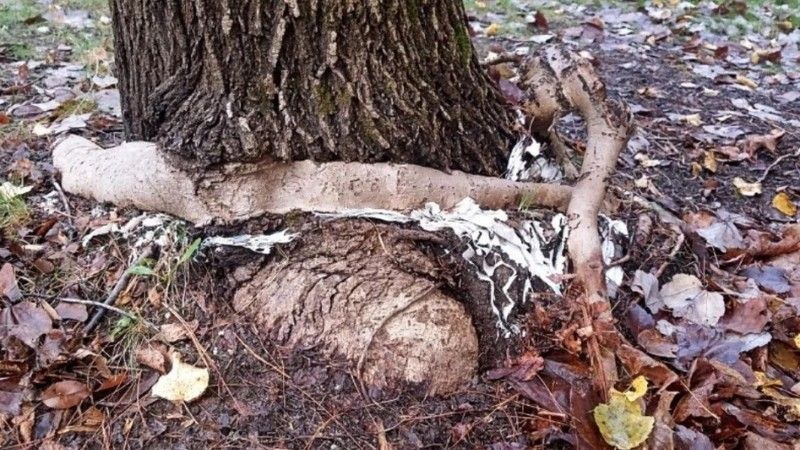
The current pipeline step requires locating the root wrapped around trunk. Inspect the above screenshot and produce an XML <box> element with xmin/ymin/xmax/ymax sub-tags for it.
<box><xmin>53</xmin><ymin>135</ymin><xmax>572</xmax><ymax>225</ymax></box>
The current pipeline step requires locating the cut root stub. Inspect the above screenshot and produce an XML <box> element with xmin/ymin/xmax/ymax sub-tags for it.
<box><xmin>231</xmin><ymin>221</ymin><xmax>479</xmax><ymax>395</ymax></box>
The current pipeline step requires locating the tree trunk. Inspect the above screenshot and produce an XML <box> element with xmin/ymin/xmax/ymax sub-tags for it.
<box><xmin>110</xmin><ymin>0</ymin><xmax>515</xmax><ymax>175</ymax></box>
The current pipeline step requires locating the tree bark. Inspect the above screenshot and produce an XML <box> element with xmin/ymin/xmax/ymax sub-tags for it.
<box><xmin>110</xmin><ymin>0</ymin><xmax>515</xmax><ymax>175</ymax></box>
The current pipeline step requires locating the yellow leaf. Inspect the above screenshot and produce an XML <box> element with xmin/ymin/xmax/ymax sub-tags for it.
<box><xmin>622</xmin><ymin>376</ymin><xmax>649</xmax><ymax>402</ymax></box>
<box><xmin>754</xmin><ymin>371</ymin><xmax>782</xmax><ymax>388</ymax></box>
<box><xmin>703</xmin><ymin>151</ymin><xmax>718</xmax><ymax>173</ymax></box>
<box><xmin>735</xmin><ymin>74</ymin><xmax>758</xmax><ymax>89</ymax></box>
<box><xmin>151</xmin><ymin>352</ymin><xmax>209</xmax><ymax>403</ymax></box>
<box><xmin>763</xmin><ymin>387</ymin><xmax>800</xmax><ymax>419</ymax></box>
<box><xmin>772</xmin><ymin>192</ymin><xmax>797</xmax><ymax>217</ymax></box>
<box><xmin>794</xmin><ymin>334</ymin><xmax>800</xmax><ymax>350</ymax></box>
<box><xmin>594</xmin><ymin>377</ymin><xmax>654</xmax><ymax>449</ymax></box>
<box><xmin>732</xmin><ymin>177</ymin><xmax>762</xmax><ymax>197</ymax></box>
<box><xmin>485</xmin><ymin>23</ymin><xmax>500</xmax><ymax>36</ymax></box>
<box><xmin>681</xmin><ymin>114</ymin><xmax>703</xmax><ymax>126</ymax></box>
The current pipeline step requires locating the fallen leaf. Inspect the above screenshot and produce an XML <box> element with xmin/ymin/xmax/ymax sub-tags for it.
<box><xmin>485</xmin><ymin>23</ymin><xmax>500</xmax><ymax>36</ymax></box>
<box><xmin>0</xmin><ymin>388</ymin><xmax>24</xmax><ymax>416</ymax></box>
<box><xmin>660</xmin><ymin>274</ymin><xmax>725</xmax><ymax>326</ymax></box>
<box><xmin>485</xmin><ymin>351</ymin><xmax>544</xmax><ymax>382</ymax></box>
<box><xmin>733</xmin><ymin>177</ymin><xmax>762</xmax><ymax>196</ymax></box>
<box><xmin>719</xmin><ymin>296</ymin><xmax>770</xmax><ymax>334</ymax></box>
<box><xmin>158</xmin><ymin>320</ymin><xmax>198</xmax><ymax>343</ymax></box>
<box><xmin>54</xmin><ymin>302</ymin><xmax>88</xmax><ymax>322</ymax></box>
<box><xmin>735</xmin><ymin>74</ymin><xmax>758</xmax><ymax>89</ymax></box>
<box><xmin>593</xmin><ymin>376</ymin><xmax>655</xmax><ymax>449</ymax></box>
<box><xmin>632</xmin><ymin>270</ymin><xmax>661</xmax><ymax>313</ymax></box>
<box><xmin>740</xmin><ymin>266</ymin><xmax>791</xmax><ymax>294</ymax></box>
<box><xmin>0</xmin><ymin>263</ymin><xmax>21</xmax><ymax>302</ymax></box>
<box><xmin>681</xmin><ymin>114</ymin><xmax>703</xmax><ymax>126</ymax></box>
<box><xmin>772</xmin><ymin>192</ymin><xmax>797</xmax><ymax>217</ymax></box>
<box><xmin>151</xmin><ymin>352</ymin><xmax>209</xmax><ymax>403</ymax></box>
<box><xmin>2</xmin><ymin>301</ymin><xmax>53</xmax><ymax>348</ymax></box>
<box><xmin>697</xmin><ymin>220</ymin><xmax>745</xmax><ymax>252</ymax></box>
<box><xmin>135</xmin><ymin>342</ymin><xmax>170</xmax><ymax>373</ymax></box>
<box><xmin>702</xmin><ymin>151</ymin><xmax>718</xmax><ymax>172</ymax></box>
<box><xmin>741</xmin><ymin>129</ymin><xmax>785</xmax><ymax>156</ymax></box>
<box><xmin>41</xmin><ymin>380</ymin><xmax>91</xmax><ymax>409</ymax></box>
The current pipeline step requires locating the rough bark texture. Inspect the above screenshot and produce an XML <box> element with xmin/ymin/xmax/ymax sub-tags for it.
<box><xmin>231</xmin><ymin>221</ymin><xmax>479</xmax><ymax>394</ymax></box>
<box><xmin>110</xmin><ymin>0</ymin><xmax>515</xmax><ymax>174</ymax></box>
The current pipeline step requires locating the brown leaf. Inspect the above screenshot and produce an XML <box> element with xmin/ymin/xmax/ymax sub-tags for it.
<box><xmin>742</xmin><ymin>432</ymin><xmax>792</xmax><ymax>450</ymax></box>
<box><xmin>158</xmin><ymin>320</ymin><xmax>198</xmax><ymax>343</ymax></box>
<box><xmin>741</xmin><ymin>129</ymin><xmax>785</xmax><ymax>156</ymax></box>
<box><xmin>135</xmin><ymin>342</ymin><xmax>170</xmax><ymax>373</ymax></box>
<box><xmin>719</xmin><ymin>296</ymin><xmax>770</xmax><ymax>334</ymax></box>
<box><xmin>485</xmin><ymin>351</ymin><xmax>544</xmax><ymax>382</ymax></box>
<box><xmin>54</xmin><ymin>302</ymin><xmax>88</xmax><ymax>322</ymax></box>
<box><xmin>0</xmin><ymin>386</ymin><xmax>24</xmax><ymax>416</ymax></box>
<box><xmin>647</xmin><ymin>391</ymin><xmax>677</xmax><ymax>450</ymax></box>
<box><xmin>2</xmin><ymin>301</ymin><xmax>53</xmax><ymax>348</ymax></box>
<box><xmin>0</xmin><ymin>263</ymin><xmax>21</xmax><ymax>302</ymax></box>
<box><xmin>637</xmin><ymin>329</ymin><xmax>678</xmax><ymax>358</ymax></box>
<box><xmin>98</xmin><ymin>372</ymin><xmax>128</xmax><ymax>392</ymax></box>
<box><xmin>674</xmin><ymin>373</ymin><xmax>718</xmax><ymax>423</ymax></box>
<box><xmin>41</xmin><ymin>380</ymin><xmax>91</xmax><ymax>409</ymax></box>
<box><xmin>531</xmin><ymin>10</ymin><xmax>548</xmax><ymax>30</ymax></box>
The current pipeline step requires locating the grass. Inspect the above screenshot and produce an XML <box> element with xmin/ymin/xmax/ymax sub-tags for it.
<box><xmin>56</xmin><ymin>98</ymin><xmax>97</xmax><ymax>117</ymax></box>
<box><xmin>0</xmin><ymin>187</ymin><xmax>29</xmax><ymax>236</ymax></box>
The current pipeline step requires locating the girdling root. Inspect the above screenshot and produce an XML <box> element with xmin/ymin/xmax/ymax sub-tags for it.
<box><xmin>53</xmin><ymin>45</ymin><xmax>674</xmax><ymax>397</ymax></box>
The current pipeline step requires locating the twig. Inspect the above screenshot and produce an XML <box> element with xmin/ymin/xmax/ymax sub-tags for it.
<box><xmin>51</xmin><ymin>176</ymin><xmax>74</xmax><ymax>230</ymax></box>
<box><xmin>481</xmin><ymin>53</ymin><xmax>522</xmax><ymax>67</ymax></box>
<box><xmin>756</xmin><ymin>148</ymin><xmax>800</xmax><ymax>183</ymax></box>
<box><xmin>85</xmin><ymin>245</ymin><xmax>155</xmax><ymax>333</ymax></box>
<box><xmin>59</xmin><ymin>297</ymin><xmax>156</xmax><ymax>330</ymax></box>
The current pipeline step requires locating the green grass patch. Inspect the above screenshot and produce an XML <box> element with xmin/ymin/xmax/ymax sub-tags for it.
<box><xmin>0</xmin><ymin>187</ymin><xmax>30</xmax><ymax>235</ymax></box>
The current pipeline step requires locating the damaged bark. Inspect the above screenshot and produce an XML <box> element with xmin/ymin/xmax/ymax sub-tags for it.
<box><xmin>110</xmin><ymin>0</ymin><xmax>515</xmax><ymax>174</ymax></box>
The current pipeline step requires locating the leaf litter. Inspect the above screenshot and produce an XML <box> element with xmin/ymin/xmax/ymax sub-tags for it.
<box><xmin>2</xmin><ymin>0</ymin><xmax>800</xmax><ymax>447</ymax></box>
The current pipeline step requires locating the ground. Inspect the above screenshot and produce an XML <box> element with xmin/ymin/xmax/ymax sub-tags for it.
<box><xmin>2</xmin><ymin>0</ymin><xmax>800</xmax><ymax>448</ymax></box>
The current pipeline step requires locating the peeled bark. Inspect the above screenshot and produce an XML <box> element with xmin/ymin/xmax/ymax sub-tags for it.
<box><xmin>110</xmin><ymin>0</ymin><xmax>515</xmax><ymax>174</ymax></box>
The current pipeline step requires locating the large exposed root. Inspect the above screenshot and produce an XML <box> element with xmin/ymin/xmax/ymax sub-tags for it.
<box><xmin>53</xmin><ymin>136</ymin><xmax>572</xmax><ymax>225</ymax></box>
<box><xmin>521</xmin><ymin>47</ymin><xmax>676</xmax><ymax>395</ymax></box>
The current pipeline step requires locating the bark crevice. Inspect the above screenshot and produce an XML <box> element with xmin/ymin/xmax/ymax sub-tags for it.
<box><xmin>111</xmin><ymin>0</ymin><xmax>516</xmax><ymax>174</ymax></box>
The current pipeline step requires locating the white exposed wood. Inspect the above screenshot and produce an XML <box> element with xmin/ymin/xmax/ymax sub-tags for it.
<box><xmin>53</xmin><ymin>135</ymin><xmax>572</xmax><ymax>225</ymax></box>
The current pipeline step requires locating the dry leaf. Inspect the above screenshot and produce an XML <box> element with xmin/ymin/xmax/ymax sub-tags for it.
<box><xmin>151</xmin><ymin>352</ymin><xmax>209</xmax><ymax>403</ymax></box>
<box><xmin>135</xmin><ymin>342</ymin><xmax>170</xmax><ymax>373</ymax></box>
<box><xmin>702</xmin><ymin>151</ymin><xmax>718</xmax><ymax>172</ymax></box>
<box><xmin>660</xmin><ymin>274</ymin><xmax>725</xmax><ymax>326</ymax></box>
<box><xmin>733</xmin><ymin>177</ymin><xmax>762</xmax><ymax>197</ymax></box>
<box><xmin>681</xmin><ymin>114</ymin><xmax>703</xmax><ymax>126</ymax></box>
<box><xmin>485</xmin><ymin>23</ymin><xmax>500</xmax><ymax>36</ymax></box>
<box><xmin>735</xmin><ymin>74</ymin><xmax>758</xmax><ymax>89</ymax></box>
<box><xmin>772</xmin><ymin>192</ymin><xmax>797</xmax><ymax>217</ymax></box>
<box><xmin>42</xmin><ymin>380</ymin><xmax>91</xmax><ymax>409</ymax></box>
<box><xmin>593</xmin><ymin>376</ymin><xmax>655</xmax><ymax>449</ymax></box>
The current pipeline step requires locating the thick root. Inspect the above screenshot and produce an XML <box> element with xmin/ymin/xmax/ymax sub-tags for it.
<box><xmin>53</xmin><ymin>135</ymin><xmax>572</xmax><ymax>225</ymax></box>
<box><xmin>521</xmin><ymin>46</ymin><xmax>642</xmax><ymax>395</ymax></box>
<box><xmin>231</xmin><ymin>221</ymin><xmax>479</xmax><ymax>395</ymax></box>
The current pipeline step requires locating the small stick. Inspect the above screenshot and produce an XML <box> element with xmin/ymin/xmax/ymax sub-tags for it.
<box><xmin>51</xmin><ymin>176</ymin><xmax>74</xmax><ymax>230</ymax></box>
<box><xmin>59</xmin><ymin>297</ymin><xmax>157</xmax><ymax>330</ymax></box>
<box><xmin>756</xmin><ymin>148</ymin><xmax>800</xmax><ymax>183</ymax></box>
<box><xmin>85</xmin><ymin>245</ymin><xmax>155</xmax><ymax>333</ymax></box>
